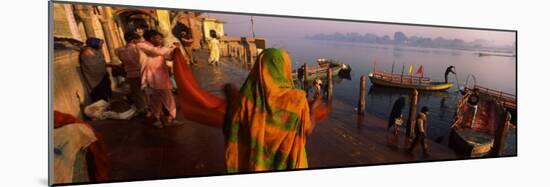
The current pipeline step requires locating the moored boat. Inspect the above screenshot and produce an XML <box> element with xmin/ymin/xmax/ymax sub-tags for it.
<box><xmin>449</xmin><ymin>85</ymin><xmax>516</xmax><ymax>157</ymax></box>
<box><xmin>368</xmin><ymin>71</ymin><xmax>453</xmax><ymax>91</ymax></box>
<box><xmin>317</xmin><ymin>58</ymin><xmax>339</xmax><ymax>68</ymax></box>
<box><xmin>292</xmin><ymin>59</ymin><xmax>352</xmax><ymax>81</ymax></box>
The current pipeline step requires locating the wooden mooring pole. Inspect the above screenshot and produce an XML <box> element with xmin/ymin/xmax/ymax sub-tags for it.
<box><xmin>406</xmin><ymin>89</ymin><xmax>419</xmax><ymax>137</ymax></box>
<box><xmin>327</xmin><ymin>67</ymin><xmax>333</xmax><ymax>100</ymax></box>
<box><xmin>358</xmin><ymin>75</ymin><xmax>366</xmax><ymax>114</ymax></box>
<box><xmin>303</xmin><ymin>63</ymin><xmax>309</xmax><ymax>94</ymax></box>
<box><xmin>492</xmin><ymin>111</ymin><xmax>512</xmax><ymax>156</ymax></box>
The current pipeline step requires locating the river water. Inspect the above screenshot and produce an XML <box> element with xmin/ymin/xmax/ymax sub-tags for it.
<box><xmin>265</xmin><ymin>37</ymin><xmax>517</xmax><ymax>154</ymax></box>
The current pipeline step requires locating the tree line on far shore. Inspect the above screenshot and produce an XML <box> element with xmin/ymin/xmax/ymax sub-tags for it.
<box><xmin>305</xmin><ymin>31</ymin><xmax>515</xmax><ymax>53</ymax></box>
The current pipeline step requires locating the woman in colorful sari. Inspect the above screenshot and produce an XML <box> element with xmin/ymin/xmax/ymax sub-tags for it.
<box><xmin>171</xmin><ymin>48</ymin><xmax>329</xmax><ymax>172</ymax></box>
<box><xmin>223</xmin><ymin>48</ymin><xmax>323</xmax><ymax>172</ymax></box>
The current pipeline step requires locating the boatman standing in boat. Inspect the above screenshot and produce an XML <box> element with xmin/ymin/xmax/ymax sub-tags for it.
<box><xmin>444</xmin><ymin>66</ymin><xmax>456</xmax><ymax>84</ymax></box>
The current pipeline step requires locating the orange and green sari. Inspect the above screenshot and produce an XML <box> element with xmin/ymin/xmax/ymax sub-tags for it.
<box><xmin>223</xmin><ymin>48</ymin><xmax>312</xmax><ymax>172</ymax></box>
<box><xmin>173</xmin><ymin>47</ymin><xmax>327</xmax><ymax>172</ymax></box>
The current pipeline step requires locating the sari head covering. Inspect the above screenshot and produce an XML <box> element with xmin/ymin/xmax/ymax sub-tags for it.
<box><xmin>388</xmin><ymin>96</ymin><xmax>406</xmax><ymax>129</ymax></box>
<box><xmin>86</xmin><ymin>37</ymin><xmax>103</xmax><ymax>50</ymax></box>
<box><xmin>224</xmin><ymin>48</ymin><xmax>312</xmax><ymax>172</ymax></box>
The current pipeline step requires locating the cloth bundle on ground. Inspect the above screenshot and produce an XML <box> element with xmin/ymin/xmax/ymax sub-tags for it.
<box><xmin>83</xmin><ymin>100</ymin><xmax>136</xmax><ymax>120</ymax></box>
<box><xmin>53</xmin><ymin>110</ymin><xmax>108</xmax><ymax>184</ymax></box>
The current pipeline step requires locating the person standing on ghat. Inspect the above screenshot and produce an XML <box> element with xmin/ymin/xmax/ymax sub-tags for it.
<box><xmin>208</xmin><ymin>30</ymin><xmax>221</xmax><ymax>66</ymax></box>
<box><xmin>79</xmin><ymin>37</ymin><xmax>112</xmax><ymax>103</ymax></box>
<box><xmin>136</xmin><ymin>29</ymin><xmax>183</xmax><ymax>128</ymax></box>
<box><xmin>115</xmin><ymin>32</ymin><xmax>148</xmax><ymax>115</ymax></box>
<box><xmin>387</xmin><ymin>97</ymin><xmax>406</xmax><ymax>136</ymax></box>
<box><xmin>408</xmin><ymin>106</ymin><xmax>430</xmax><ymax>156</ymax></box>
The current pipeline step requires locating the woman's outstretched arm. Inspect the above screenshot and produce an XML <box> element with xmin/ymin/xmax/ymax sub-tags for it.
<box><xmin>306</xmin><ymin>96</ymin><xmax>330</xmax><ymax>135</ymax></box>
<box><xmin>172</xmin><ymin>49</ymin><xmax>226</xmax><ymax>128</ymax></box>
<box><xmin>172</xmin><ymin>49</ymin><xmax>330</xmax><ymax>129</ymax></box>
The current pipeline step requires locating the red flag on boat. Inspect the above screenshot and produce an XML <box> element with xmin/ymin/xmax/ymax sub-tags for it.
<box><xmin>416</xmin><ymin>65</ymin><xmax>424</xmax><ymax>75</ymax></box>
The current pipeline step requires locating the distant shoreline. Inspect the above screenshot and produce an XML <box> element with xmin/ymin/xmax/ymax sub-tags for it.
<box><xmin>304</xmin><ymin>37</ymin><xmax>515</xmax><ymax>55</ymax></box>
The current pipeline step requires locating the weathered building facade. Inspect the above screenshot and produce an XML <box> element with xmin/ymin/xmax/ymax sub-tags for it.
<box><xmin>53</xmin><ymin>3</ymin><xmax>173</xmax><ymax>116</ymax></box>
<box><xmin>52</xmin><ymin>3</ymin><xmax>265</xmax><ymax>117</ymax></box>
<box><xmin>202</xmin><ymin>17</ymin><xmax>225</xmax><ymax>40</ymax></box>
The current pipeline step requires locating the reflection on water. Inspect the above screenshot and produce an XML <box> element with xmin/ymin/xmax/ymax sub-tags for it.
<box><xmin>279</xmin><ymin>38</ymin><xmax>516</xmax><ymax>94</ymax></box>
<box><xmin>211</xmin><ymin>64</ymin><xmax>223</xmax><ymax>83</ymax></box>
<box><xmin>356</xmin><ymin>114</ymin><xmax>365</xmax><ymax>131</ymax></box>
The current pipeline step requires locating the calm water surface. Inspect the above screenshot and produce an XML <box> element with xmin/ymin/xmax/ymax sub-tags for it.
<box><xmin>265</xmin><ymin>37</ymin><xmax>517</xmax><ymax>153</ymax></box>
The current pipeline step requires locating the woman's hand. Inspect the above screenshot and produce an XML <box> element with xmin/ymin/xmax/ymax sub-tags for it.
<box><xmin>307</xmin><ymin>96</ymin><xmax>330</xmax><ymax>135</ymax></box>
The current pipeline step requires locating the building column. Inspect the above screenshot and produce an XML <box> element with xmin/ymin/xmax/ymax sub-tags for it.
<box><xmin>99</xmin><ymin>6</ymin><xmax>122</xmax><ymax>64</ymax></box>
<box><xmin>188</xmin><ymin>13</ymin><xmax>202</xmax><ymax>49</ymax></box>
<box><xmin>74</xmin><ymin>5</ymin><xmax>96</xmax><ymax>39</ymax></box>
<box><xmin>114</xmin><ymin>17</ymin><xmax>127</xmax><ymax>46</ymax></box>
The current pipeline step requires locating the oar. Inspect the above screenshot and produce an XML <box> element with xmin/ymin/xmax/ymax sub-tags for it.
<box><xmin>452</xmin><ymin>70</ymin><xmax>462</xmax><ymax>102</ymax></box>
<box><xmin>454</xmin><ymin>72</ymin><xmax>461</xmax><ymax>91</ymax></box>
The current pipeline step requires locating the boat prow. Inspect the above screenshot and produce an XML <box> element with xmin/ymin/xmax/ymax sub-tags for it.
<box><xmin>449</xmin><ymin>128</ymin><xmax>494</xmax><ymax>157</ymax></box>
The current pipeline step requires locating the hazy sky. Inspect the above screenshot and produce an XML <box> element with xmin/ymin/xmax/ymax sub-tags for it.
<box><xmin>208</xmin><ymin>13</ymin><xmax>515</xmax><ymax>46</ymax></box>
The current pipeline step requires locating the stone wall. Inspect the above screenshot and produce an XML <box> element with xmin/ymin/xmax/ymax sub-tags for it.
<box><xmin>53</xmin><ymin>49</ymin><xmax>89</xmax><ymax>117</ymax></box>
<box><xmin>53</xmin><ymin>3</ymin><xmax>83</xmax><ymax>41</ymax></box>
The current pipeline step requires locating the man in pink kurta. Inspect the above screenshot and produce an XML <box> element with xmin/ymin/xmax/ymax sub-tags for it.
<box><xmin>136</xmin><ymin>29</ymin><xmax>180</xmax><ymax>128</ymax></box>
<box><xmin>115</xmin><ymin>32</ymin><xmax>147</xmax><ymax>113</ymax></box>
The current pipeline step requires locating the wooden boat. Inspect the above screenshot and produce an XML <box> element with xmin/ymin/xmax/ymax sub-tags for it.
<box><xmin>292</xmin><ymin>60</ymin><xmax>352</xmax><ymax>81</ymax></box>
<box><xmin>449</xmin><ymin>85</ymin><xmax>516</xmax><ymax>157</ymax></box>
<box><xmin>317</xmin><ymin>58</ymin><xmax>339</xmax><ymax>68</ymax></box>
<box><xmin>368</xmin><ymin>71</ymin><xmax>453</xmax><ymax>91</ymax></box>
<box><xmin>368</xmin><ymin>85</ymin><xmax>451</xmax><ymax>98</ymax></box>
<box><xmin>449</xmin><ymin>128</ymin><xmax>494</xmax><ymax>157</ymax></box>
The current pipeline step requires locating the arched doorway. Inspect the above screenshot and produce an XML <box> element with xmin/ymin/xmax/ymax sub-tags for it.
<box><xmin>113</xmin><ymin>9</ymin><xmax>159</xmax><ymax>37</ymax></box>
